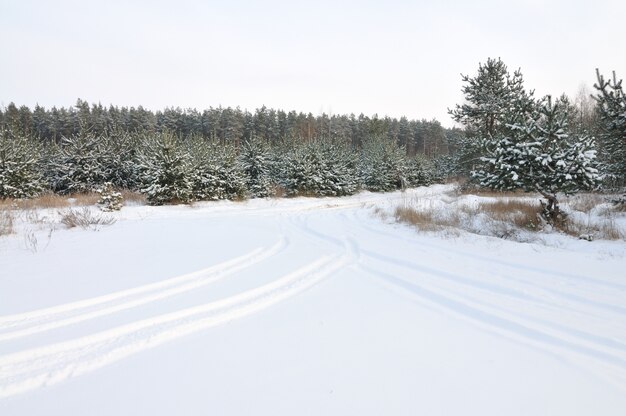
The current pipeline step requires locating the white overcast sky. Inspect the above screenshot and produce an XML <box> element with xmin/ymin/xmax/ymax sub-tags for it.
<box><xmin>1</xmin><ymin>0</ymin><xmax>625</xmax><ymax>126</ymax></box>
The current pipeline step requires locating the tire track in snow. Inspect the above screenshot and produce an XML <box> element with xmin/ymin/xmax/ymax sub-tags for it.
<box><xmin>292</xmin><ymin>212</ymin><xmax>621</xmax><ymax>324</ymax></box>
<box><xmin>362</xmin><ymin>251</ymin><xmax>626</xmax><ymax>355</ymax></box>
<box><xmin>361</xmin><ymin>249</ymin><xmax>626</xmax><ymax>344</ymax></box>
<box><xmin>0</xmin><ymin>237</ymin><xmax>288</xmax><ymax>341</ymax></box>
<box><xmin>293</xmin><ymin>211</ymin><xmax>626</xmax><ymax>382</ymax></box>
<box><xmin>346</xmin><ymin>209</ymin><xmax>626</xmax><ymax>311</ymax></box>
<box><xmin>360</xmin><ymin>264</ymin><xmax>626</xmax><ymax>388</ymax></box>
<box><xmin>0</xmin><ymin>254</ymin><xmax>351</xmax><ymax>399</ymax></box>
<box><xmin>349</xmin><ymin>209</ymin><xmax>626</xmax><ymax>293</ymax></box>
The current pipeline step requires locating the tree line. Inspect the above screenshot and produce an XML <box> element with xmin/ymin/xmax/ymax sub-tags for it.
<box><xmin>0</xmin><ymin>130</ymin><xmax>437</xmax><ymax>205</ymax></box>
<box><xmin>1</xmin><ymin>59</ymin><xmax>622</xmax><ymax>212</ymax></box>
<box><xmin>0</xmin><ymin>102</ymin><xmax>449</xmax><ymax>158</ymax></box>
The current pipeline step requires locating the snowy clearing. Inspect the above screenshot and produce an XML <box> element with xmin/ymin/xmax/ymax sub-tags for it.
<box><xmin>1</xmin><ymin>184</ymin><xmax>625</xmax><ymax>415</ymax></box>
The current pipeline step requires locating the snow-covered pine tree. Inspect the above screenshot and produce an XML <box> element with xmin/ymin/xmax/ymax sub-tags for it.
<box><xmin>449</xmin><ymin>58</ymin><xmax>535</xmax><ymax>176</ymax></box>
<box><xmin>432</xmin><ymin>154</ymin><xmax>459</xmax><ymax>181</ymax></box>
<box><xmin>473</xmin><ymin>95</ymin><xmax>599</xmax><ymax>223</ymax></box>
<box><xmin>308</xmin><ymin>140</ymin><xmax>359</xmax><ymax>196</ymax></box>
<box><xmin>187</xmin><ymin>137</ymin><xmax>246</xmax><ymax>201</ymax></box>
<box><xmin>405</xmin><ymin>154</ymin><xmax>435</xmax><ymax>187</ymax></box>
<box><xmin>280</xmin><ymin>140</ymin><xmax>359</xmax><ymax>197</ymax></box>
<box><xmin>46</xmin><ymin>134</ymin><xmax>109</xmax><ymax>194</ymax></box>
<box><xmin>0</xmin><ymin>129</ymin><xmax>44</xmax><ymax>199</ymax></box>
<box><xmin>137</xmin><ymin>132</ymin><xmax>193</xmax><ymax>205</ymax></box>
<box><xmin>97</xmin><ymin>182</ymin><xmax>123</xmax><ymax>211</ymax></box>
<box><xmin>238</xmin><ymin>138</ymin><xmax>273</xmax><ymax>198</ymax></box>
<box><xmin>100</xmin><ymin>131</ymin><xmax>141</xmax><ymax>190</ymax></box>
<box><xmin>360</xmin><ymin>136</ymin><xmax>407</xmax><ymax>192</ymax></box>
<box><xmin>593</xmin><ymin>69</ymin><xmax>626</xmax><ymax>190</ymax></box>
<box><xmin>280</xmin><ymin>143</ymin><xmax>318</xmax><ymax>196</ymax></box>
<box><xmin>450</xmin><ymin>58</ymin><xmax>534</xmax><ymax>137</ymax></box>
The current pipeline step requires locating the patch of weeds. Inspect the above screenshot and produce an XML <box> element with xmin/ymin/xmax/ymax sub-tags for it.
<box><xmin>59</xmin><ymin>207</ymin><xmax>116</xmax><ymax>230</ymax></box>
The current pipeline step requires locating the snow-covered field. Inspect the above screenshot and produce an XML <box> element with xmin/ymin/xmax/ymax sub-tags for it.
<box><xmin>1</xmin><ymin>185</ymin><xmax>625</xmax><ymax>415</ymax></box>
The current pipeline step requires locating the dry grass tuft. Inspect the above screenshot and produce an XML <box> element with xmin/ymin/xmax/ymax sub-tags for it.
<box><xmin>478</xmin><ymin>200</ymin><xmax>543</xmax><ymax>231</ymax></box>
<box><xmin>120</xmin><ymin>190</ymin><xmax>146</xmax><ymax>206</ymax></box>
<box><xmin>564</xmin><ymin>194</ymin><xmax>605</xmax><ymax>214</ymax></box>
<box><xmin>558</xmin><ymin>216</ymin><xmax>624</xmax><ymax>241</ymax></box>
<box><xmin>59</xmin><ymin>207</ymin><xmax>116</xmax><ymax>229</ymax></box>
<box><xmin>394</xmin><ymin>205</ymin><xmax>461</xmax><ymax>232</ymax></box>
<box><xmin>388</xmin><ymin>192</ymin><xmax>624</xmax><ymax>242</ymax></box>
<box><xmin>0</xmin><ymin>192</ymin><xmax>101</xmax><ymax>210</ymax></box>
<box><xmin>270</xmin><ymin>185</ymin><xmax>287</xmax><ymax>199</ymax></box>
<box><xmin>0</xmin><ymin>193</ymin><xmax>70</xmax><ymax>210</ymax></box>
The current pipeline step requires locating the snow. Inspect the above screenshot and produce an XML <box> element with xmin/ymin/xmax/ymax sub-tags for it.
<box><xmin>1</xmin><ymin>185</ymin><xmax>625</xmax><ymax>415</ymax></box>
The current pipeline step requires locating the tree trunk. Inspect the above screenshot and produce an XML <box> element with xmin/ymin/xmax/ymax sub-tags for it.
<box><xmin>538</xmin><ymin>191</ymin><xmax>563</xmax><ymax>226</ymax></box>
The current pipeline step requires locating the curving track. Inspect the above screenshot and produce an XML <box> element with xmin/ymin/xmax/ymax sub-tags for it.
<box><xmin>1</xmin><ymin>185</ymin><xmax>625</xmax><ymax>415</ymax></box>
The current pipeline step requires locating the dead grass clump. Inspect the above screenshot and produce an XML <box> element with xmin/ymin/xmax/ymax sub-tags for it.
<box><xmin>564</xmin><ymin>194</ymin><xmax>605</xmax><ymax>214</ymax></box>
<box><xmin>394</xmin><ymin>206</ymin><xmax>461</xmax><ymax>232</ymax></box>
<box><xmin>0</xmin><ymin>192</ymin><xmax>100</xmax><ymax>210</ymax></box>
<box><xmin>120</xmin><ymin>190</ymin><xmax>146</xmax><ymax>206</ymax></box>
<box><xmin>59</xmin><ymin>207</ymin><xmax>116</xmax><ymax>229</ymax></box>
<box><xmin>270</xmin><ymin>185</ymin><xmax>286</xmax><ymax>199</ymax></box>
<box><xmin>479</xmin><ymin>200</ymin><xmax>543</xmax><ymax>231</ymax></box>
<box><xmin>1</xmin><ymin>193</ymin><xmax>70</xmax><ymax>210</ymax></box>
<box><xmin>558</xmin><ymin>216</ymin><xmax>624</xmax><ymax>241</ymax></box>
<box><xmin>0</xmin><ymin>207</ymin><xmax>14</xmax><ymax>236</ymax></box>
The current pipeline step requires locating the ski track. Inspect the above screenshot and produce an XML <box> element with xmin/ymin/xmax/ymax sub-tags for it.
<box><xmin>0</xmin><ymin>237</ymin><xmax>289</xmax><ymax>341</ymax></box>
<box><xmin>0</xmin><ymin>253</ymin><xmax>352</xmax><ymax>398</ymax></box>
<box><xmin>290</xmin><ymin>211</ymin><xmax>626</xmax><ymax>387</ymax></box>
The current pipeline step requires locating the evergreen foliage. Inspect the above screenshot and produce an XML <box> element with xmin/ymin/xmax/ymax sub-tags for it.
<box><xmin>187</xmin><ymin>138</ymin><xmax>246</xmax><ymax>201</ymax></box>
<box><xmin>97</xmin><ymin>182</ymin><xmax>123</xmax><ymax>211</ymax></box>
<box><xmin>0</xmin><ymin>130</ymin><xmax>43</xmax><ymax>198</ymax></box>
<box><xmin>99</xmin><ymin>131</ymin><xmax>141</xmax><ymax>190</ymax></box>
<box><xmin>47</xmin><ymin>134</ymin><xmax>110</xmax><ymax>194</ymax></box>
<box><xmin>0</xmin><ymin>101</ymin><xmax>449</xmax><ymax>158</ymax></box>
<box><xmin>472</xmin><ymin>96</ymin><xmax>599</xmax><ymax>222</ymax></box>
<box><xmin>405</xmin><ymin>154</ymin><xmax>436</xmax><ymax>187</ymax></box>
<box><xmin>360</xmin><ymin>136</ymin><xmax>408</xmax><ymax>192</ymax></box>
<box><xmin>449</xmin><ymin>58</ymin><xmax>535</xmax><ymax>176</ymax></box>
<box><xmin>594</xmin><ymin>69</ymin><xmax>626</xmax><ymax>189</ymax></box>
<box><xmin>239</xmin><ymin>138</ymin><xmax>273</xmax><ymax>198</ymax></box>
<box><xmin>449</xmin><ymin>57</ymin><xmax>535</xmax><ymax>137</ymax></box>
<box><xmin>281</xmin><ymin>140</ymin><xmax>359</xmax><ymax>197</ymax></box>
<box><xmin>137</xmin><ymin>133</ymin><xmax>193</xmax><ymax>205</ymax></box>
<box><xmin>432</xmin><ymin>154</ymin><xmax>460</xmax><ymax>180</ymax></box>
<box><xmin>0</xmin><ymin>101</ymin><xmax>459</xmax><ymax>203</ymax></box>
